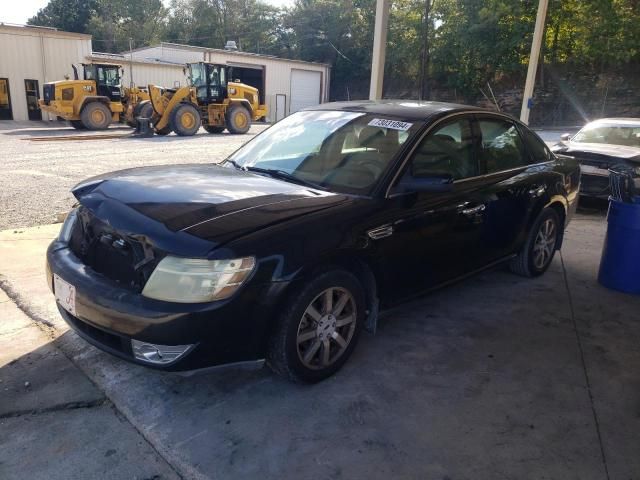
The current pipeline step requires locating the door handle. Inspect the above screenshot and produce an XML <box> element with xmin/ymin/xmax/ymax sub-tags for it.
<box><xmin>460</xmin><ymin>204</ymin><xmax>486</xmax><ymax>216</ymax></box>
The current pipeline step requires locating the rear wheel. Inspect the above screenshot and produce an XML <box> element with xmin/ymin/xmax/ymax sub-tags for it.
<box><xmin>267</xmin><ymin>270</ymin><xmax>365</xmax><ymax>383</ymax></box>
<box><xmin>204</xmin><ymin>125</ymin><xmax>225</xmax><ymax>134</ymax></box>
<box><xmin>170</xmin><ymin>103</ymin><xmax>201</xmax><ymax>136</ymax></box>
<box><xmin>69</xmin><ymin>120</ymin><xmax>86</xmax><ymax>130</ymax></box>
<box><xmin>225</xmin><ymin>104</ymin><xmax>251</xmax><ymax>134</ymax></box>
<box><xmin>509</xmin><ymin>208</ymin><xmax>561</xmax><ymax>277</ymax></box>
<box><xmin>80</xmin><ymin>102</ymin><xmax>111</xmax><ymax>130</ymax></box>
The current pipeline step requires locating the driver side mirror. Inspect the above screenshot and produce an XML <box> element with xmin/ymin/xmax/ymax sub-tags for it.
<box><xmin>395</xmin><ymin>174</ymin><xmax>454</xmax><ymax>193</ymax></box>
<box><xmin>560</xmin><ymin>133</ymin><xmax>571</xmax><ymax>142</ymax></box>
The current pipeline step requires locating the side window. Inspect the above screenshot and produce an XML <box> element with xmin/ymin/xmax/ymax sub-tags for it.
<box><xmin>519</xmin><ymin>125</ymin><xmax>552</xmax><ymax>163</ymax></box>
<box><xmin>410</xmin><ymin>118</ymin><xmax>477</xmax><ymax>180</ymax></box>
<box><xmin>478</xmin><ymin>119</ymin><xmax>528</xmax><ymax>173</ymax></box>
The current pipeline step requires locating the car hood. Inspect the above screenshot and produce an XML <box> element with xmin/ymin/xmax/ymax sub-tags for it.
<box><xmin>72</xmin><ymin>164</ymin><xmax>347</xmax><ymax>250</ymax></box>
<box><xmin>554</xmin><ymin>141</ymin><xmax>640</xmax><ymax>162</ymax></box>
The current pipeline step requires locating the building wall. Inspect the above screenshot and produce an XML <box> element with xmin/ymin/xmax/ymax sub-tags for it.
<box><xmin>94</xmin><ymin>59</ymin><xmax>188</xmax><ymax>90</ymax></box>
<box><xmin>130</xmin><ymin>43</ymin><xmax>331</xmax><ymax>122</ymax></box>
<box><xmin>0</xmin><ymin>25</ymin><xmax>91</xmax><ymax>121</ymax></box>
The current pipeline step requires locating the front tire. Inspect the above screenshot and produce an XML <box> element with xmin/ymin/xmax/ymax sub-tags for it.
<box><xmin>509</xmin><ymin>208</ymin><xmax>561</xmax><ymax>277</ymax></box>
<box><xmin>267</xmin><ymin>270</ymin><xmax>365</xmax><ymax>383</ymax></box>
<box><xmin>80</xmin><ymin>102</ymin><xmax>111</xmax><ymax>130</ymax></box>
<box><xmin>169</xmin><ymin>103</ymin><xmax>200</xmax><ymax>136</ymax></box>
<box><xmin>69</xmin><ymin>120</ymin><xmax>86</xmax><ymax>130</ymax></box>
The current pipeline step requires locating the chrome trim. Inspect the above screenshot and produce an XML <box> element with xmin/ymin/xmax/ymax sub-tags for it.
<box><xmin>385</xmin><ymin>109</ymin><xmax>555</xmax><ymax>197</ymax></box>
<box><xmin>367</xmin><ymin>224</ymin><xmax>394</xmax><ymax>240</ymax></box>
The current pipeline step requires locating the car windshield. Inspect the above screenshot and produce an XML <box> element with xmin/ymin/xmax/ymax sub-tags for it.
<box><xmin>226</xmin><ymin>110</ymin><xmax>422</xmax><ymax>195</ymax></box>
<box><xmin>572</xmin><ymin>123</ymin><xmax>640</xmax><ymax>147</ymax></box>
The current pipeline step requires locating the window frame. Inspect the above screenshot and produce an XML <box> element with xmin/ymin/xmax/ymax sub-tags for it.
<box><xmin>385</xmin><ymin>111</ymin><xmax>557</xmax><ymax>198</ymax></box>
<box><xmin>399</xmin><ymin>115</ymin><xmax>480</xmax><ymax>183</ymax></box>
<box><xmin>473</xmin><ymin>114</ymin><xmax>532</xmax><ymax>175</ymax></box>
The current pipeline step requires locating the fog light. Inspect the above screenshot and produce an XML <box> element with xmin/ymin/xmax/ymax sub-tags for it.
<box><xmin>131</xmin><ymin>339</ymin><xmax>194</xmax><ymax>365</ymax></box>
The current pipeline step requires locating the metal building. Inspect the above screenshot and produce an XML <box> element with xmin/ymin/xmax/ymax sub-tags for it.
<box><xmin>126</xmin><ymin>42</ymin><xmax>332</xmax><ymax>122</ymax></box>
<box><xmin>0</xmin><ymin>24</ymin><xmax>331</xmax><ymax>123</ymax></box>
<box><xmin>0</xmin><ymin>23</ymin><xmax>92</xmax><ymax>121</ymax></box>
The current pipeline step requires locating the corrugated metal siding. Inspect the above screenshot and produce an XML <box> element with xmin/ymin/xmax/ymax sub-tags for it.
<box><xmin>0</xmin><ymin>26</ymin><xmax>91</xmax><ymax>121</ymax></box>
<box><xmin>120</xmin><ymin>63</ymin><xmax>187</xmax><ymax>90</ymax></box>
<box><xmin>132</xmin><ymin>44</ymin><xmax>331</xmax><ymax>122</ymax></box>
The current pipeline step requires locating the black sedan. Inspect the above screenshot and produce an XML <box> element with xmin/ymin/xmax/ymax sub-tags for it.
<box><xmin>46</xmin><ymin>101</ymin><xmax>580</xmax><ymax>382</ymax></box>
<box><xmin>551</xmin><ymin>118</ymin><xmax>640</xmax><ymax>198</ymax></box>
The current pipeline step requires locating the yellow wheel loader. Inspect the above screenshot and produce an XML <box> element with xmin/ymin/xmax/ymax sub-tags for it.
<box><xmin>144</xmin><ymin>62</ymin><xmax>267</xmax><ymax>136</ymax></box>
<box><xmin>38</xmin><ymin>63</ymin><xmax>150</xmax><ymax>130</ymax></box>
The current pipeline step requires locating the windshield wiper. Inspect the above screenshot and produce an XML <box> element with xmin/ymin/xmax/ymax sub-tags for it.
<box><xmin>225</xmin><ymin>159</ymin><xmax>246</xmax><ymax>171</ymax></box>
<box><xmin>245</xmin><ymin>166</ymin><xmax>325</xmax><ymax>190</ymax></box>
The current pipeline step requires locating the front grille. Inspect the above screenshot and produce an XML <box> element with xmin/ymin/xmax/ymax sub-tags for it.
<box><xmin>62</xmin><ymin>308</ymin><xmax>133</xmax><ymax>357</ymax></box>
<box><xmin>69</xmin><ymin>208</ymin><xmax>158</xmax><ymax>292</ymax></box>
<box><xmin>43</xmin><ymin>83</ymin><xmax>55</xmax><ymax>105</ymax></box>
<box><xmin>581</xmin><ymin>174</ymin><xmax>610</xmax><ymax>195</ymax></box>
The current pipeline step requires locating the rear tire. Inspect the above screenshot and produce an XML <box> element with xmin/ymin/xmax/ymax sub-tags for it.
<box><xmin>169</xmin><ymin>103</ymin><xmax>201</xmax><ymax>136</ymax></box>
<box><xmin>69</xmin><ymin>120</ymin><xmax>86</xmax><ymax>130</ymax></box>
<box><xmin>509</xmin><ymin>208</ymin><xmax>561</xmax><ymax>277</ymax></box>
<box><xmin>267</xmin><ymin>269</ymin><xmax>365</xmax><ymax>383</ymax></box>
<box><xmin>225</xmin><ymin>104</ymin><xmax>251</xmax><ymax>134</ymax></box>
<box><xmin>80</xmin><ymin>102</ymin><xmax>111</xmax><ymax>130</ymax></box>
<box><xmin>204</xmin><ymin>125</ymin><xmax>225</xmax><ymax>134</ymax></box>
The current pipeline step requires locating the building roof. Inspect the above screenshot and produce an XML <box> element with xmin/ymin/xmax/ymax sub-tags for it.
<box><xmin>127</xmin><ymin>42</ymin><xmax>331</xmax><ymax>68</ymax></box>
<box><xmin>88</xmin><ymin>52</ymin><xmax>185</xmax><ymax>68</ymax></box>
<box><xmin>0</xmin><ymin>22</ymin><xmax>91</xmax><ymax>40</ymax></box>
<box><xmin>310</xmin><ymin>100</ymin><xmax>482</xmax><ymax>121</ymax></box>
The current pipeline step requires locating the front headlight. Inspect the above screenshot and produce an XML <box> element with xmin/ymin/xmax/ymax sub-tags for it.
<box><xmin>58</xmin><ymin>208</ymin><xmax>78</xmax><ymax>243</ymax></box>
<box><xmin>141</xmin><ymin>256</ymin><xmax>256</xmax><ymax>303</ymax></box>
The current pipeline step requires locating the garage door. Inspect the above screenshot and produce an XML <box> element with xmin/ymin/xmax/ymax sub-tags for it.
<box><xmin>290</xmin><ymin>69</ymin><xmax>322</xmax><ymax>114</ymax></box>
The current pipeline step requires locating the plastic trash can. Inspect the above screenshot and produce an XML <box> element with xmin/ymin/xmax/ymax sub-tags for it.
<box><xmin>598</xmin><ymin>198</ymin><xmax>640</xmax><ymax>294</ymax></box>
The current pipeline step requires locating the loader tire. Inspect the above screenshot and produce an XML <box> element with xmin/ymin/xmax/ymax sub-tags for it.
<box><xmin>203</xmin><ymin>125</ymin><xmax>225</xmax><ymax>134</ymax></box>
<box><xmin>170</xmin><ymin>103</ymin><xmax>201</xmax><ymax>136</ymax></box>
<box><xmin>69</xmin><ymin>120</ymin><xmax>86</xmax><ymax>130</ymax></box>
<box><xmin>80</xmin><ymin>102</ymin><xmax>111</xmax><ymax>130</ymax></box>
<box><xmin>226</xmin><ymin>104</ymin><xmax>251</xmax><ymax>134</ymax></box>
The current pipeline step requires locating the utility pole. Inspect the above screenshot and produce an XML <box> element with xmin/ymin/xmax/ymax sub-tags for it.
<box><xmin>418</xmin><ymin>0</ymin><xmax>432</xmax><ymax>101</ymax></box>
<box><xmin>520</xmin><ymin>0</ymin><xmax>549</xmax><ymax>124</ymax></box>
<box><xmin>129</xmin><ymin>38</ymin><xmax>134</xmax><ymax>88</ymax></box>
<box><xmin>369</xmin><ymin>0</ymin><xmax>390</xmax><ymax>100</ymax></box>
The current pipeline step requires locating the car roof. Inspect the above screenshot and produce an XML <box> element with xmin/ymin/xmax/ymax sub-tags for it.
<box><xmin>589</xmin><ymin>118</ymin><xmax>640</xmax><ymax>126</ymax></box>
<box><xmin>308</xmin><ymin>100</ymin><xmax>487</xmax><ymax>121</ymax></box>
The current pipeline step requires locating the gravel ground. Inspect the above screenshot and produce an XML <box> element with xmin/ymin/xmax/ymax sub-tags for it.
<box><xmin>0</xmin><ymin>121</ymin><xmax>269</xmax><ymax>230</ymax></box>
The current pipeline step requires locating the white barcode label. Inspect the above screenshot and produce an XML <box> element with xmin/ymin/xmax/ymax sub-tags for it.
<box><xmin>368</xmin><ymin>118</ymin><xmax>413</xmax><ymax>131</ymax></box>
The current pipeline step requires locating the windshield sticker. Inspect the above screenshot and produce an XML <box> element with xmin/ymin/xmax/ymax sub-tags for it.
<box><xmin>368</xmin><ymin>118</ymin><xmax>413</xmax><ymax>131</ymax></box>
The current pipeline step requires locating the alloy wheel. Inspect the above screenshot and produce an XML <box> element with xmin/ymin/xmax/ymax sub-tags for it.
<box><xmin>532</xmin><ymin>217</ymin><xmax>557</xmax><ymax>270</ymax></box>
<box><xmin>296</xmin><ymin>287</ymin><xmax>357</xmax><ymax>370</ymax></box>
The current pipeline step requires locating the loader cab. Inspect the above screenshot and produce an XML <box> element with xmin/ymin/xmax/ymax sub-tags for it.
<box><xmin>187</xmin><ymin>62</ymin><xmax>227</xmax><ymax>105</ymax></box>
<box><xmin>83</xmin><ymin>63</ymin><xmax>122</xmax><ymax>102</ymax></box>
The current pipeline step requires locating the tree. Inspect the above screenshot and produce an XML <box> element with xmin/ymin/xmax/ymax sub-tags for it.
<box><xmin>28</xmin><ymin>0</ymin><xmax>98</xmax><ymax>33</ymax></box>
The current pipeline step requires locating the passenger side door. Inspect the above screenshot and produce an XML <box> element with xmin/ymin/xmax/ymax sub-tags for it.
<box><xmin>372</xmin><ymin>115</ymin><xmax>488</xmax><ymax>301</ymax></box>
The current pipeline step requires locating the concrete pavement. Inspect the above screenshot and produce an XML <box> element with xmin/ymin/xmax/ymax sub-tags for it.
<box><xmin>0</xmin><ymin>210</ymin><xmax>639</xmax><ymax>479</ymax></box>
<box><xmin>0</xmin><ymin>287</ymin><xmax>179</xmax><ymax>480</ymax></box>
